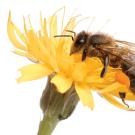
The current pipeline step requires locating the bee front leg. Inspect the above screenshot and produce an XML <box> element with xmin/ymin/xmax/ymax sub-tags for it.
<box><xmin>100</xmin><ymin>55</ymin><xmax>109</xmax><ymax>77</ymax></box>
<box><xmin>82</xmin><ymin>48</ymin><xmax>88</xmax><ymax>61</ymax></box>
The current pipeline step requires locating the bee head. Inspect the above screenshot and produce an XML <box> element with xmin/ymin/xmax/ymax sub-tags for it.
<box><xmin>70</xmin><ymin>31</ymin><xmax>89</xmax><ymax>55</ymax></box>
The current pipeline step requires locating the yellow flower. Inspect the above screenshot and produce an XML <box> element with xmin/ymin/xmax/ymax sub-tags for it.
<box><xmin>8</xmin><ymin>9</ymin><xmax>135</xmax><ymax>111</ymax></box>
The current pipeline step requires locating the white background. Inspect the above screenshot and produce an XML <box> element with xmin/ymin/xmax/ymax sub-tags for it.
<box><xmin>0</xmin><ymin>0</ymin><xmax>135</xmax><ymax>135</ymax></box>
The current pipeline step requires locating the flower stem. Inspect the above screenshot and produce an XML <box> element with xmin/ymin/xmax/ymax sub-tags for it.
<box><xmin>37</xmin><ymin>114</ymin><xmax>59</xmax><ymax>135</ymax></box>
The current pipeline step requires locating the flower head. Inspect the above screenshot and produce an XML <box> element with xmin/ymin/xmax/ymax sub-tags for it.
<box><xmin>8</xmin><ymin>9</ymin><xmax>135</xmax><ymax>110</ymax></box>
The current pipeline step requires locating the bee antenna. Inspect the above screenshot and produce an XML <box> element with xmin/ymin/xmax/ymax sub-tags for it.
<box><xmin>54</xmin><ymin>35</ymin><xmax>74</xmax><ymax>41</ymax></box>
<box><xmin>65</xmin><ymin>30</ymin><xmax>76</xmax><ymax>37</ymax></box>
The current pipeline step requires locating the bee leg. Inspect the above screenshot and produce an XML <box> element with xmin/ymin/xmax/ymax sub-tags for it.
<box><xmin>82</xmin><ymin>48</ymin><xmax>88</xmax><ymax>61</ymax></box>
<box><xmin>119</xmin><ymin>92</ymin><xmax>129</xmax><ymax>108</ymax></box>
<box><xmin>100</xmin><ymin>55</ymin><xmax>109</xmax><ymax>77</ymax></box>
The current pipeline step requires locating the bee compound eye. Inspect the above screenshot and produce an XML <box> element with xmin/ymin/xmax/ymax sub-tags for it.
<box><xmin>75</xmin><ymin>37</ymin><xmax>86</xmax><ymax>47</ymax></box>
<box><xmin>79</xmin><ymin>39</ymin><xmax>85</xmax><ymax>43</ymax></box>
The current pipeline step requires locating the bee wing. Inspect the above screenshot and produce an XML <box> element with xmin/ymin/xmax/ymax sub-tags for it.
<box><xmin>100</xmin><ymin>40</ymin><xmax>135</xmax><ymax>66</ymax></box>
<box><xmin>115</xmin><ymin>40</ymin><xmax>135</xmax><ymax>66</ymax></box>
<box><xmin>116</xmin><ymin>40</ymin><xmax>135</xmax><ymax>54</ymax></box>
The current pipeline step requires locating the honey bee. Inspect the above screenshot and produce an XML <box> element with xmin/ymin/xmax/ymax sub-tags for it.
<box><xmin>54</xmin><ymin>30</ymin><xmax>135</xmax><ymax>107</ymax></box>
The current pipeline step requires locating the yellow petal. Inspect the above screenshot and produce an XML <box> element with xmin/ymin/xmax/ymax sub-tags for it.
<box><xmin>57</xmin><ymin>55</ymin><xmax>74</xmax><ymax>75</ymax></box>
<box><xmin>51</xmin><ymin>74</ymin><xmax>72</xmax><ymax>93</ymax></box>
<box><xmin>13</xmin><ymin>50</ymin><xmax>38</xmax><ymax>63</ymax></box>
<box><xmin>99</xmin><ymin>82</ymin><xmax>126</xmax><ymax>93</ymax></box>
<box><xmin>102</xmin><ymin>93</ymin><xmax>132</xmax><ymax>111</ymax></box>
<box><xmin>85</xmin><ymin>75</ymin><xmax>103</xmax><ymax>83</ymax></box>
<box><xmin>8</xmin><ymin>12</ymin><xmax>27</xmax><ymax>51</ymax></box>
<box><xmin>43</xmin><ymin>18</ymin><xmax>49</xmax><ymax>38</ymax></box>
<box><xmin>85</xmin><ymin>57</ymin><xmax>103</xmax><ymax>69</ymax></box>
<box><xmin>72</xmin><ymin>62</ymin><xmax>89</xmax><ymax>82</ymax></box>
<box><xmin>13</xmin><ymin>50</ymin><xmax>28</xmax><ymax>57</ymax></box>
<box><xmin>17</xmin><ymin>64</ymin><xmax>52</xmax><ymax>83</ymax></box>
<box><xmin>39</xmin><ymin>13</ymin><xmax>49</xmax><ymax>39</ymax></box>
<box><xmin>62</xmin><ymin>16</ymin><xmax>76</xmax><ymax>34</ymax></box>
<box><xmin>25</xmin><ymin>30</ymin><xmax>49</xmax><ymax>61</ymax></box>
<box><xmin>75</xmin><ymin>83</ymin><xmax>94</xmax><ymax>109</ymax></box>
<box><xmin>49</xmin><ymin>16</ymin><xmax>57</xmax><ymax>37</ymax></box>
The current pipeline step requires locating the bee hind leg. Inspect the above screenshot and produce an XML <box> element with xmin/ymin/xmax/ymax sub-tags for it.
<box><xmin>119</xmin><ymin>92</ymin><xmax>129</xmax><ymax>108</ymax></box>
<box><xmin>100</xmin><ymin>55</ymin><xmax>109</xmax><ymax>78</ymax></box>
